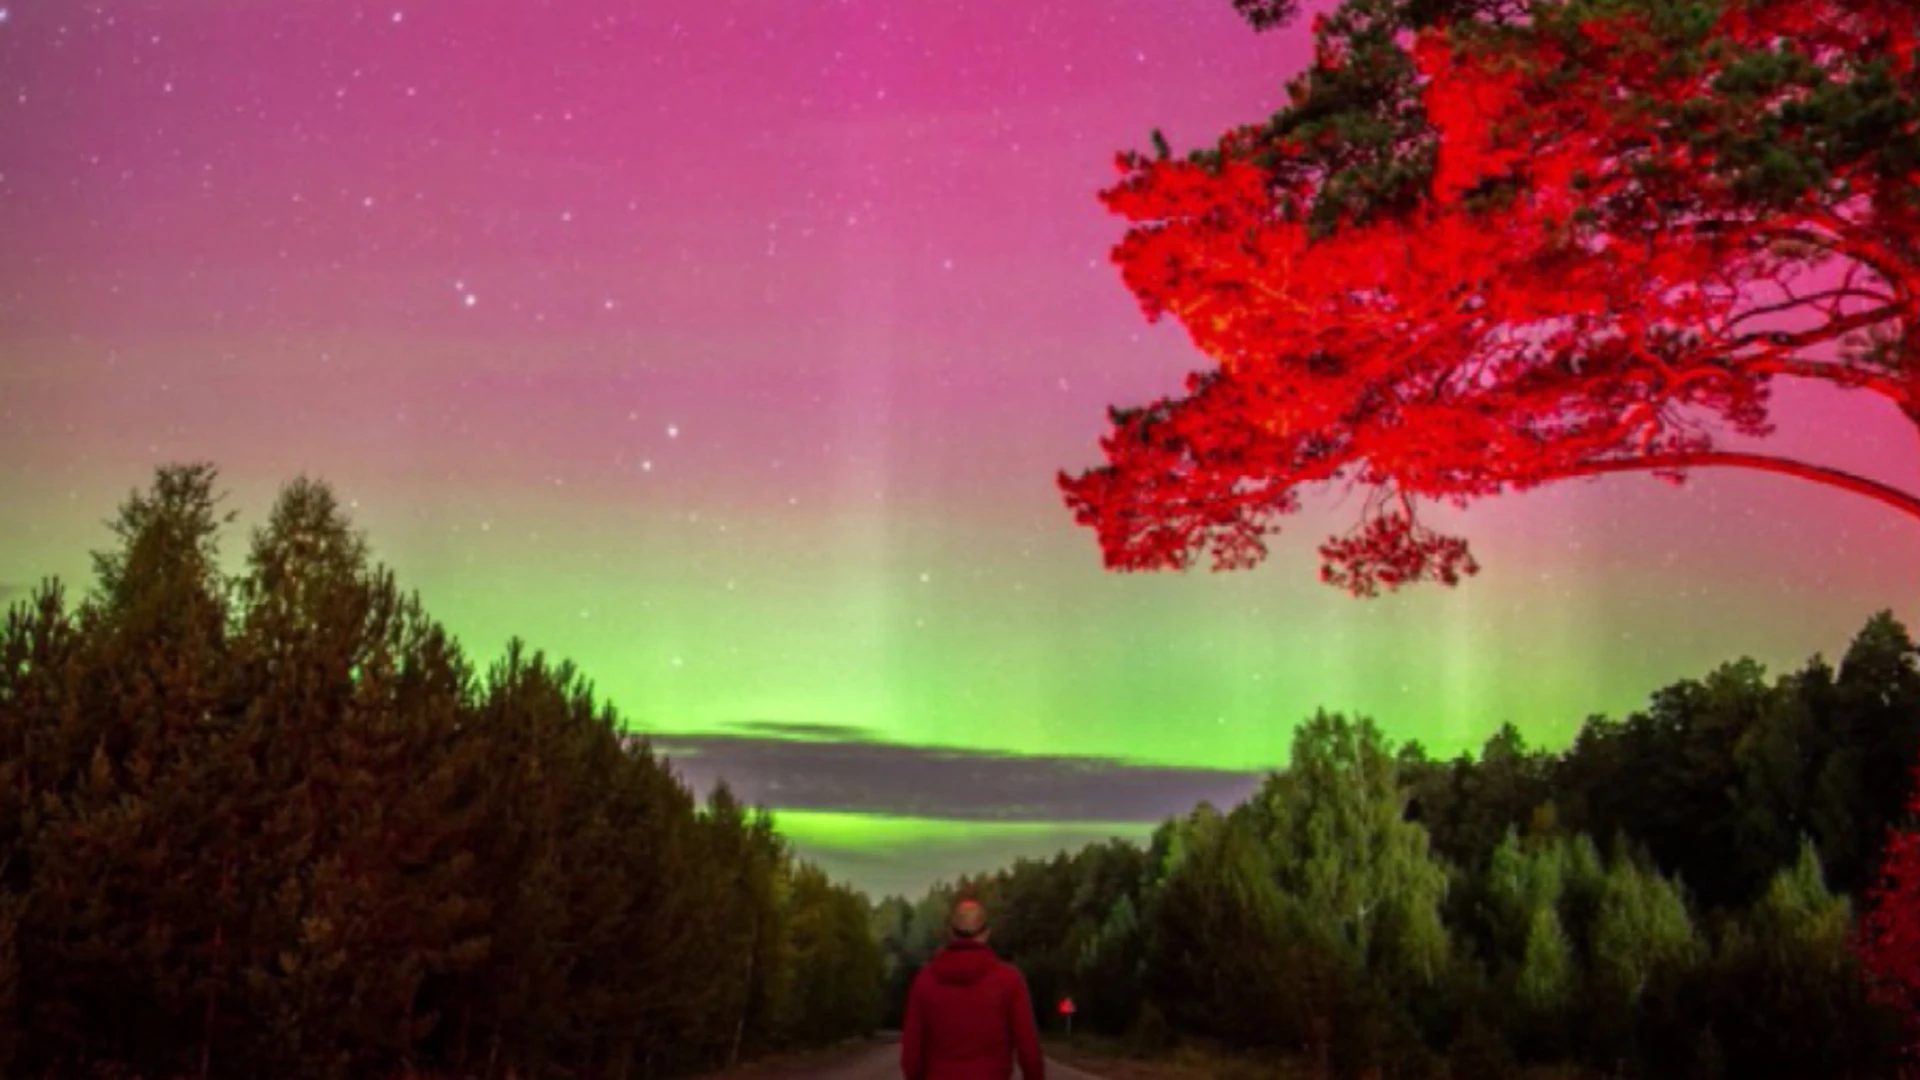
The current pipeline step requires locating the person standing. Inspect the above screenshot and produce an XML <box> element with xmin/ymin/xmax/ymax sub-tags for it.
<box><xmin>900</xmin><ymin>898</ymin><xmax>1046</xmax><ymax>1080</ymax></box>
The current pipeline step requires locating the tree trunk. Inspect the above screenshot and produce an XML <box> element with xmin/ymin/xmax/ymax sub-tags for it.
<box><xmin>727</xmin><ymin>925</ymin><xmax>757</xmax><ymax>1068</ymax></box>
<box><xmin>1310</xmin><ymin>1013</ymin><xmax>1332</xmax><ymax>1080</ymax></box>
<box><xmin>198</xmin><ymin>918</ymin><xmax>221</xmax><ymax>1080</ymax></box>
<box><xmin>200</xmin><ymin>861</ymin><xmax>234</xmax><ymax>1080</ymax></box>
<box><xmin>451</xmin><ymin>1000</ymin><xmax>474</xmax><ymax>1069</ymax></box>
<box><xmin>728</xmin><ymin>1014</ymin><xmax>747</xmax><ymax>1070</ymax></box>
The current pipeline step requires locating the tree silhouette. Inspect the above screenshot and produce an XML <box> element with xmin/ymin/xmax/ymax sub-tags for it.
<box><xmin>1059</xmin><ymin>0</ymin><xmax>1920</xmax><ymax>594</ymax></box>
<box><xmin>0</xmin><ymin>466</ymin><xmax>887</xmax><ymax>1079</ymax></box>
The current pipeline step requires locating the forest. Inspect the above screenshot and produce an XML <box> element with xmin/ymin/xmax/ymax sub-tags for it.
<box><xmin>6</xmin><ymin>464</ymin><xmax>1919</xmax><ymax>1080</ymax></box>
<box><xmin>0</xmin><ymin>465</ymin><xmax>884</xmax><ymax>1080</ymax></box>
<box><xmin>876</xmin><ymin>610</ymin><xmax>1920</xmax><ymax>1078</ymax></box>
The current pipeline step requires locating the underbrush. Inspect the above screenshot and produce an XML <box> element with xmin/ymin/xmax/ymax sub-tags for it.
<box><xmin>1042</xmin><ymin>1032</ymin><xmax>1609</xmax><ymax>1080</ymax></box>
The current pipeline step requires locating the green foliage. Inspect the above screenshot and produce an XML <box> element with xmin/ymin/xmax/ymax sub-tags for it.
<box><xmin>1199</xmin><ymin>0</ymin><xmax>1920</xmax><ymax>231</ymax></box>
<box><xmin>893</xmin><ymin>611</ymin><xmax>1916</xmax><ymax>1077</ymax></box>
<box><xmin>1544</xmin><ymin>617</ymin><xmax>1920</xmax><ymax>912</ymax></box>
<box><xmin>1247</xmin><ymin>0</ymin><xmax>1444</xmax><ymax>234</ymax></box>
<box><xmin>777</xmin><ymin>861</ymin><xmax>882</xmax><ymax>1047</ymax></box>
<box><xmin>21</xmin><ymin>465</ymin><xmax>1910</xmax><ymax>1078</ymax></box>
<box><xmin>1581</xmin><ymin>850</ymin><xmax>1703</xmax><ymax>1064</ymax></box>
<box><xmin>0</xmin><ymin>466</ymin><xmax>884</xmax><ymax>1079</ymax></box>
<box><xmin>1141</xmin><ymin>822</ymin><xmax>1289</xmax><ymax>1044</ymax></box>
<box><xmin>1245</xmin><ymin>712</ymin><xmax>1451</xmax><ymax>993</ymax></box>
<box><xmin>1705</xmin><ymin>840</ymin><xmax>1902</xmax><ymax>1076</ymax></box>
<box><xmin>1076</xmin><ymin>893</ymin><xmax>1146</xmax><ymax>1034</ymax></box>
<box><xmin>1513</xmin><ymin>905</ymin><xmax>1574</xmax><ymax>1018</ymax></box>
<box><xmin>1404</xmin><ymin>723</ymin><xmax>1555</xmax><ymax>871</ymax></box>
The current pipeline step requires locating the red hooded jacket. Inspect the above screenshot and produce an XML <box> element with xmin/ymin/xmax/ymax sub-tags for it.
<box><xmin>899</xmin><ymin>938</ymin><xmax>1045</xmax><ymax>1080</ymax></box>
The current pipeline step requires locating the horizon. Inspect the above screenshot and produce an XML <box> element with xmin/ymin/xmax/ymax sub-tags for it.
<box><xmin>639</xmin><ymin>606</ymin><xmax>1911</xmax><ymax>900</ymax></box>
<box><xmin>11</xmin><ymin>526</ymin><xmax>1902</xmax><ymax>902</ymax></box>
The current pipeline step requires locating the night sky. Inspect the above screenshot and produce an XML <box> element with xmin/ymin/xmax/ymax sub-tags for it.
<box><xmin>2</xmin><ymin>0</ymin><xmax>1916</xmax><ymax>900</ymax></box>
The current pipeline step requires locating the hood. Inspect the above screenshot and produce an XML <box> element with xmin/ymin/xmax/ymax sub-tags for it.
<box><xmin>928</xmin><ymin>939</ymin><xmax>999</xmax><ymax>987</ymax></box>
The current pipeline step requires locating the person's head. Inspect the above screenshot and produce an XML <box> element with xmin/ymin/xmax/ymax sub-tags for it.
<box><xmin>949</xmin><ymin>898</ymin><xmax>990</xmax><ymax>943</ymax></box>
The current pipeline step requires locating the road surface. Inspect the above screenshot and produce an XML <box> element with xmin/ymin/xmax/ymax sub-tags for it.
<box><xmin>767</xmin><ymin>1036</ymin><xmax>1104</xmax><ymax>1080</ymax></box>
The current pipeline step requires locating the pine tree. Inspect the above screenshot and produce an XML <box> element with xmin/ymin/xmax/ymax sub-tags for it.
<box><xmin>1712</xmin><ymin>839</ymin><xmax>1896</xmax><ymax>1077</ymax></box>
<box><xmin>0</xmin><ymin>581</ymin><xmax>77</xmax><ymax>1074</ymax></box>
<box><xmin>1074</xmin><ymin>894</ymin><xmax>1146</xmax><ymax>1035</ymax></box>
<box><xmin>25</xmin><ymin>464</ymin><xmax>236</xmax><ymax>1074</ymax></box>
<box><xmin>1581</xmin><ymin>851</ymin><xmax>1704</xmax><ymax>1070</ymax></box>
<box><xmin>1246</xmin><ymin>711</ymin><xmax>1451</xmax><ymax>991</ymax></box>
<box><xmin>1141</xmin><ymin>820</ymin><xmax>1305</xmax><ymax>1049</ymax></box>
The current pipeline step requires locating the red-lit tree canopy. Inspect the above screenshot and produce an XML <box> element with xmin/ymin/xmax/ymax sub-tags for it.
<box><xmin>1059</xmin><ymin>0</ymin><xmax>1920</xmax><ymax>596</ymax></box>
<box><xmin>1862</xmin><ymin>760</ymin><xmax>1920</xmax><ymax>1064</ymax></box>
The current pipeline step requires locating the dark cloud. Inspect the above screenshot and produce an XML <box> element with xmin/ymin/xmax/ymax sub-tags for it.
<box><xmin>632</xmin><ymin>730</ymin><xmax>1266</xmax><ymax>823</ymax></box>
<box><xmin>719</xmin><ymin>720</ymin><xmax>879</xmax><ymax>742</ymax></box>
<box><xmin>800</xmin><ymin>824</ymin><xmax>1161</xmax><ymax>901</ymax></box>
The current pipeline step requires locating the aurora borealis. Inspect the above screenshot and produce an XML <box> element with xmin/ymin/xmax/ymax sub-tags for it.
<box><xmin>2</xmin><ymin>0</ymin><xmax>1916</xmax><ymax>900</ymax></box>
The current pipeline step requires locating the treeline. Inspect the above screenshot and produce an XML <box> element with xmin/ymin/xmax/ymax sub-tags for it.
<box><xmin>879</xmin><ymin>612</ymin><xmax>1920</xmax><ymax>1078</ymax></box>
<box><xmin>0</xmin><ymin>466</ymin><xmax>884</xmax><ymax>1080</ymax></box>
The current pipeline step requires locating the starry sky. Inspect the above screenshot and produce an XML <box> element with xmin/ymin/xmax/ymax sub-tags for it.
<box><xmin>1</xmin><ymin>0</ymin><xmax>1916</xmax><ymax>900</ymax></box>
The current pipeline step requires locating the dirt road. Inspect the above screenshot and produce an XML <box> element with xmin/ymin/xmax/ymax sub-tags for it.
<box><xmin>761</xmin><ymin>1035</ymin><xmax>1103</xmax><ymax>1080</ymax></box>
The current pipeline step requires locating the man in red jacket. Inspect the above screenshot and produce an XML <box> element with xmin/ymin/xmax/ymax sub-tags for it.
<box><xmin>900</xmin><ymin>898</ymin><xmax>1046</xmax><ymax>1080</ymax></box>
